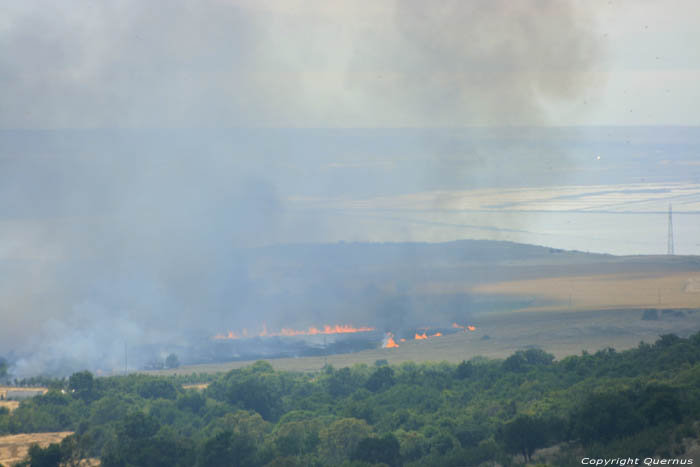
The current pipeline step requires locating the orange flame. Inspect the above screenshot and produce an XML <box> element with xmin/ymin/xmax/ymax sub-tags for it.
<box><xmin>415</xmin><ymin>332</ymin><xmax>428</xmax><ymax>340</ymax></box>
<box><xmin>383</xmin><ymin>333</ymin><xmax>399</xmax><ymax>348</ymax></box>
<box><xmin>399</xmin><ymin>338</ymin><xmax>406</xmax><ymax>342</ymax></box>
<box><xmin>431</xmin><ymin>332</ymin><xmax>443</xmax><ymax>337</ymax></box>
<box><xmin>214</xmin><ymin>330</ymin><xmax>241</xmax><ymax>340</ymax></box>
<box><xmin>452</xmin><ymin>323</ymin><xmax>465</xmax><ymax>329</ymax></box>
<box><xmin>467</xmin><ymin>325</ymin><xmax>476</xmax><ymax>331</ymax></box>
<box><xmin>214</xmin><ymin>323</ymin><xmax>376</xmax><ymax>340</ymax></box>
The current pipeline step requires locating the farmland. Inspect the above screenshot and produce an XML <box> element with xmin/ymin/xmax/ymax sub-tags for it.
<box><xmin>0</xmin><ymin>402</ymin><xmax>19</xmax><ymax>413</ymax></box>
<box><xmin>474</xmin><ymin>271</ymin><xmax>700</xmax><ymax>312</ymax></box>
<box><xmin>154</xmin><ymin>305</ymin><xmax>700</xmax><ymax>375</ymax></box>
<box><xmin>0</xmin><ymin>432</ymin><xmax>73</xmax><ymax>466</ymax></box>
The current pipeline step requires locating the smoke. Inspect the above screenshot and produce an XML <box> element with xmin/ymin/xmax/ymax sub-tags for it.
<box><xmin>0</xmin><ymin>1</ymin><xmax>605</xmax><ymax>376</ymax></box>
<box><xmin>349</xmin><ymin>0</ymin><xmax>602</xmax><ymax>126</ymax></box>
<box><xmin>0</xmin><ymin>0</ymin><xmax>603</xmax><ymax>129</ymax></box>
<box><xmin>0</xmin><ymin>147</ymin><xmax>285</xmax><ymax>375</ymax></box>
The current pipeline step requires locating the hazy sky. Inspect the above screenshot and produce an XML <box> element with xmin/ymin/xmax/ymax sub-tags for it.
<box><xmin>1</xmin><ymin>0</ymin><xmax>698</xmax><ymax>128</ymax></box>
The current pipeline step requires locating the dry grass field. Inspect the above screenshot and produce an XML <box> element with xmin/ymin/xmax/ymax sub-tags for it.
<box><xmin>0</xmin><ymin>401</ymin><xmax>19</xmax><ymax>412</ymax></box>
<box><xmin>147</xmin><ymin>262</ymin><xmax>700</xmax><ymax>376</ymax></box>
<box><xmin>0</xmin><ymin>432</ymin><xmax>73</xmax><ymax>466</ymax></box>
<box><xmin>153</xmin><ymin>306</ymin><xmax>700</xmax><ymax>375</ymax></box>
<box><xmin>473</xmin><ymin>272</ymin><xmax>700</xmax><ymax>311</ymax></box>
<box><xmin>182</xmin><ymin>383</ymin><xmax>209</xmax><ymax>391</ymax></box>
<box><xmin>0</xmin><ymin>387</ymin><xmax>47</xmax><ymax>417</ymax></box>
<box><xmin>0</xmin><ymin>387</ymin><xmax>48</xmax><ymax>400</ymax></box>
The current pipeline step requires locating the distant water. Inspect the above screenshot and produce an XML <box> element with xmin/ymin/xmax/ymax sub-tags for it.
<box><xmin>289</xmin><ymin>183</ymin><xmax>700</xmax><ymax>256</ymax></box>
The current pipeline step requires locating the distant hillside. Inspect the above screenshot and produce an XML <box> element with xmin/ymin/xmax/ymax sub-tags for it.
<box><xmin>223</xmin><ymin>240</ymin><xmax>700</xmax><ymax>333</ymax></box>
<box><xmin>255</xmin><ymin>240</ymin><xmax>610</xmax><ymax>268</ymax></box>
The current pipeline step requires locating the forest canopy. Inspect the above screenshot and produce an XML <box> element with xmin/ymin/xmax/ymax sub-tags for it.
<box><xmin>3</xmin><ymin>332</ymin><xmax>700</xmax><ymax>466</ymax></box>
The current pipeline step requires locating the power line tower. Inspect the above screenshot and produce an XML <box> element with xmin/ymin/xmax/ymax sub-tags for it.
<box><xmin>667</xmin><ymin>203</ymin><xmax>674</xmax><ymax>255</ymax></box>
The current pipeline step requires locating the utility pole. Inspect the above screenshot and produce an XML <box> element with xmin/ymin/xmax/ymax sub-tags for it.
<box><xmin>668</xmin><ymin>203</ymin><xmax>674</xmax><ymax>255</ymax></box>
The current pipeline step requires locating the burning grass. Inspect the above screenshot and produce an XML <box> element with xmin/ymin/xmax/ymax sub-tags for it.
<box><xmin>150</xmin><ymin>306</ymin><xmax>700</xmax><ymax>375</ymax></box>
<box><xmin>382</xmin><ymin>333</ymin><xmax>399</xmax><ymax>348</ymax></box>
<box><xmin>214</xmin><ymin>323</ymin><xmax>376</xmax><ymax>340</ymax></box>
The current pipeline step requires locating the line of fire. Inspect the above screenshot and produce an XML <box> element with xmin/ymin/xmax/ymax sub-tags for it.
<box><xmin>206</xmin><ymin>322</ymin><xmax>476</xmax><ymax>360</ymax></box>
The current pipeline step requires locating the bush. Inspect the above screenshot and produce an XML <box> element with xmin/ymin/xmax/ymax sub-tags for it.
<box><xmin>351</xmin><ymin>434</ymin><xmax>402</xmax><ymax>467</ymax></box>
<box><xmin>366</xmin><ymin>367</ymin><xmax>395</xmax><ymax>392</ymax></box>
<box><xmin>165</xmin><ymin>354</ymin><xmax>180</xmax><ymax>369</ymax></box>
<box><xmin>137</xmin><ymin>379</ymin><xmax>178</xmax><ymax>400</ymax></box>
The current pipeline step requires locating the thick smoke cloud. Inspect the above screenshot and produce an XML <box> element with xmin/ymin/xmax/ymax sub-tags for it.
<box><xmin>350</xmin><ymin>0</ymin><xmax>602</xmax><ymax>126</ymax></box>
<box><xmin>1</xmin><ymin>146</ymin><xmax>287</xmax><ymax>375</ymax></box>
<box><xmin>0</xmin><ymin>0</ymin><xmax>602</xmax><ymax>128</ymax></box>
<box><xmin>0</xmin><ymin>0</ymin><xmax>604</xmax><ymax>376</ymax></box>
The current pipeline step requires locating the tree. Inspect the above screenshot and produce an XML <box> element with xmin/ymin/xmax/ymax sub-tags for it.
<box><xmin>455</xmin><ymin>426</ymin><xmax>487</xmax><ymax>448</ymax></box>
<box><xmin>327</xmin><ymin>367</ymin><xmax>361</xmax><ymax>398</ymax></box>
<box><xmin>207</xmin><ymin>411</ymin><xmax>270</xmax><ymax>445</ymax></box>
<box><xmin>0</xmin><ymin>358</ymin><xmax>8</xmax><ymax>381</ymax></box>
<box><xmin>223</xmin><ymin>373</ymin><xmax>283</xmax><ymax>420</ymax></box>
<box><xmin>319</xmin><ymin>418</ymin><xmax>372</xmax><ymax>465</ymax></box>
<box><xmin>365</xmin><ymin>366</ymin><xmax>395</xmax><ymax>392</ymax></box>
<box><xmin>572</xmin><ymin>392</ymin><xmax>644</xmax><ymax>445</ymax></box>
<box><xmin>273</xmin><ymin>420</ymin><xmax>320</xmax><ymax>457</ymax></box>
<box><xmin>26</xmin><ymin>443</ymin><xmax>62</xmax><ymax>467</ymax></box>
<box><xmin>352</xmin><ymin>434</ymin><xmax>402</xmax><ymax>467</ymax></box>
<box><xmin>394</xmin><ymin>430</ymin><xmax>428</xmax><ymax>462</ymax></box>
<box><xmin>165</xmin><ymin>353</ymin><xmax>180</xmax><ymax>369</ymax></box>
<box><xmin>503</xmin><ymin>349</ymin><xmax>554</xmax><ymax>372</ymax></box>
<box><xmin>177</xmin><ymin>391</ymin><xmax>206</xmax><ymax>414</ymax></box>
<box><xmin>120</xmin><ymin>412</ymin><xmax>160</xmax><ymax>440</ymax></box>
<box><xmin>58</xmin><ymin>435</ymin><xmax>87</xmax><ymax>467</ymax></box>
<box><xmin>103</xmin><ymin>413</ymin><xmax>195</xmax><ymax>467</ymax></box>
<box><xmin>656</xmin><ymin>333</ymin><xmax>681</xmax><ymax>348</ymax></box>
<box><xmin>521</xmin><ymin>348</ymin><xmax>555</xmax><ymax>366</ymax></box>
<box><xmin>68</xmin><ymin>371</ymin><xmax>95</xmax><ymax>402</ymax></box>
<box><xmin>137</xmin><ymin>379</ymin><xmax>178</xmax><ymax>400</ymax></box>
<box><xmin>502</xmin><ymin>353</ymin><xmax>527</xmax><ymax>372</ymax></box>
<box><xmin>455</xmin><ymin>360</ymin><xmax>473</xmax><ymax>379</ymax></box>
<box><xmin>497</xmin><ymin>415</ymin><xmax>549</xmax><ymax>462</ymax></box>
<box><xmin>198</xmin><ymin>431</ymin><xmax>257</xmax><ymax>467</ymax></box>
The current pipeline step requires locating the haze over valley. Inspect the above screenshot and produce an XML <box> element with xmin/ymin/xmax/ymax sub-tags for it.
<box><xmin>0</xmin><ymin>0</ymin><xmax>699</xmax><ymax>377</ymax></box>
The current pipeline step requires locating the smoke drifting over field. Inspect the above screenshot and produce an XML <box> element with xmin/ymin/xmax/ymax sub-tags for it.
<box><xmin>0</xmin><ymin>1</ymin><xmax>605</xmax><ymax>376</ymax></box>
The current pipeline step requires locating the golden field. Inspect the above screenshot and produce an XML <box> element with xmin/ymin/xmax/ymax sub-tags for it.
<box><xmin>0</xmin><ymin>387</ymin><xmax>47</xmax><ymax>400</ymax></box>
<box><xmin>473</xmin><ymin>272</ymin><xmax>700</xmax><ymax>311</ymax></box>
<box><xmin>0</xmin><ymin>401</ymin><xmax>19</xmax><ymax>413</ymax></box>
<box><xmin>0</xmin><ymin>432</ymin><xmax>73</xmax><ymax>466</ymax></box>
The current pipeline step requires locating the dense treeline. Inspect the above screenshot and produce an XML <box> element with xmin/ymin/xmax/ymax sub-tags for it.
<box><xmin>2</xmin><ymin>333</ymin><xmax>700</xmax><ymax>466</ymax></box>
<box><xmin>0</xmin><ymin>358</ymin><xmax>7</xmax><ymax>379</ymax></box>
